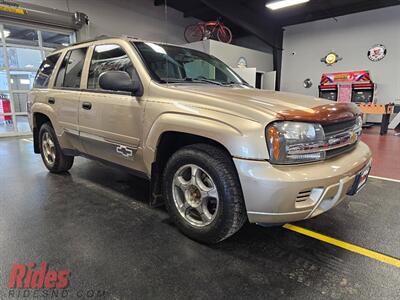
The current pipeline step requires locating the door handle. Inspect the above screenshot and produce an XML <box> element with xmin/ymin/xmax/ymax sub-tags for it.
<box><xmin>48</xmin><ymin>97</ymin><xmax>55</xmax><ymax>104</ymax></box>
<box><xmin>82</xmin><ymin>102</ymin><xmax>92</xmax><ymax>110</ymax></box>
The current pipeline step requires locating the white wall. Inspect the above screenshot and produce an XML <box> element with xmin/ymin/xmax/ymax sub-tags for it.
<box><xmin>281</xmin><ymin>6</ymin><xmax>400</xmax><ymax>108</ymax></box>
<box><xmin>233</xmin><ymin>35</ymin><xmax>273</xmax><ymax>54</ymax></box>
<box><xmin>21</xmin><ymin>0</ymin><xmax>198</xmax><ymax>44</ymax></box>
<box><xmin>186</xmin><ymin>39</ymin><xmax>273</xmax><ymax>73</ymax></box>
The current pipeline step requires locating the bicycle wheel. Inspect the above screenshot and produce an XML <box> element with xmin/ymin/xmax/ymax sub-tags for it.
<box><xmin>217</xmin><ymin>26</ymin><xmax>232</xmax><ymax>44</ymax></box>
<box><xmin>184</xmin><ymin>24</ymin><xmax>204</xmax><ymax>43</ymax></box>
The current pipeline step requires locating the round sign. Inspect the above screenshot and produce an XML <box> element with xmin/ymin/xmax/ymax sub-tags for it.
<box><xmin>321</xmin><ymin>52</ymin><xmax>342</xmax><ymax>66</ymax></box>
<box><xmin>368</xmin><ymin>44</ymin><xmax>386</xmax><ymax>62</ymax></box>
<box><xmin>325</xmin><ymin>53</ymin><xmax>337</xmax><ymax>65</ymax></box>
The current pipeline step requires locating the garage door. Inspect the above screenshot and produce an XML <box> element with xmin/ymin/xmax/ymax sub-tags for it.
<box><xmin>0</xmin><ymin>22</ymin><xmax>74</xmax><ymax>137</ymax></box>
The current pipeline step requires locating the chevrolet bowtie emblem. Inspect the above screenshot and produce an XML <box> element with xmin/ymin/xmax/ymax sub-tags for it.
<box><xmin>349</xmin><ymin>131</ymin><xmax>357</xmax><ymax>144</ymax></box>
<box><xmin>116</xmin><ymin>145</ymin><xmax>134</xmax><ymax>158</ymax></box>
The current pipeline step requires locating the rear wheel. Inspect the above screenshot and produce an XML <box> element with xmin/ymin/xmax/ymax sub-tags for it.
<box><xmin>217</xmin><ymin>25</ymin><xmax>232</xmax><ymax>43</ymax></box>
<box><xmin>39</xmin><ymin>123</ymin><xmax>74</xmax><ymax>173</ymax></box>
<box><xmin>163</xmin><ymin>144</ymin><xmax>247</xmax><ymax>244</ymax></box>
<box><xmin>184</xmin><ymin>24</ymin><xmax>204</xmax><ymax>43</ymax></box>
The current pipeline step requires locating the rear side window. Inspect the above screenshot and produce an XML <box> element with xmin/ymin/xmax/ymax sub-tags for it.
<box><xmin>55</xmin><ymin>47</ymin><xmax>87</xmax><ymax>88</ymax></box>
<box><xmin>33</xmin><ymin>53</ymin><xmax>61</xmax><ymax>88</ymax></box>
<box><xmin>87</xmin><ymin>44</ymin><xmax>138</xmax><ymax>90</ymax></box>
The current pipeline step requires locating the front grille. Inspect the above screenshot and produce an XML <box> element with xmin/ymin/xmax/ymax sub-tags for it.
<box><xmin>322</xmin><ymin>119</ymin><xmax>356</xmax><ymax>135</ymax></box>
<box><xmin>322</xmin><ymin>118</ymin><xmax>358</xmax><ymax>160</ymax></box>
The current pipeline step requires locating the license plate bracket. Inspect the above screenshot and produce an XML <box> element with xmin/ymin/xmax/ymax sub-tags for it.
<box><xmin>347</xmin><ymin>164</ymin><xmax>371</xmax><ymax>196</ymax></box>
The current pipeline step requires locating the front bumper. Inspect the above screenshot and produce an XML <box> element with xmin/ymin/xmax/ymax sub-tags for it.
<box><xmin>233</xmin><ymin>141</ymin><xmax>372</xmax><ymax>224</ymax></box>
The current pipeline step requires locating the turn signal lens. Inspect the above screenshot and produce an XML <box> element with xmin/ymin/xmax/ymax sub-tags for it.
<box><xmin>267</xmin><ymin>126</ymin><xmax>281</xmax><ymax>161</ymax></box>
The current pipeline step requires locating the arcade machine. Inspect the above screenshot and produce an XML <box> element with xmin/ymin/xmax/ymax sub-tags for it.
<box><xmin>318</xmin><ymin>70</ymin><xmax>394</xmax><ymax>134</ymax></box>
<box><xmin>319</xmin><ymin>70</ymin><xmax>375</xmax><ymax>103</ymax></box>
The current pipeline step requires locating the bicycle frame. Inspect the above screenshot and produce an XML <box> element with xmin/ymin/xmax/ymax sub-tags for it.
<box><xmin>202</xmin><ymin>20</ymin><xmax>224</xmax><ymax>37</ymax></box>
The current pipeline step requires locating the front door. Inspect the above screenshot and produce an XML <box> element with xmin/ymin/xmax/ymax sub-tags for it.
<box><xmin>78</xmin><ymin>43</ymin><xmax>144</xmax><ymax>169</ymax></box>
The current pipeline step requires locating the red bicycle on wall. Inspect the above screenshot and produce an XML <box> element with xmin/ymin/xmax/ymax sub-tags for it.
<box><xmin>184</xmin><ymin>19</ymin><xmax>232</xmax><ymax>44</ymax></box>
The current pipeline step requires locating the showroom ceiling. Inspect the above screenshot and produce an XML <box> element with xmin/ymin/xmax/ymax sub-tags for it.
<box><xmin>155</xmin><ymin>0</ymin><xmax>400</xmax><ymax>47</ymax></box>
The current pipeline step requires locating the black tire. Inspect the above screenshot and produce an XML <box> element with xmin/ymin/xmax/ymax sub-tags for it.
<box><xmin>39</xmin><ymin>122</ymin><xmax>74</xmax><ymax>173</ymax></box>
<box><xmin>162</xmin><ymin>144</ymin><xmax>247</xmax><ymax>244</ymax></box>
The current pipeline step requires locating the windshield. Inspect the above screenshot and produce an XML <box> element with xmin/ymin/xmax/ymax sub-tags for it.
<box><xmin>133</xmin><ymin>41</ymin><xmax>248</xmax><ymax>86</ymax></box>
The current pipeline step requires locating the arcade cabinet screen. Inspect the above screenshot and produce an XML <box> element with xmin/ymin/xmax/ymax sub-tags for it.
<box><xmin>320</xmin><ymin>90</ymin><xmax>337</xmax><ymax>101</ymax></box>
<box><xmin>352</xmin><ymin>90</ymin><xmax>373</xmax><ymax>103</ymax></box>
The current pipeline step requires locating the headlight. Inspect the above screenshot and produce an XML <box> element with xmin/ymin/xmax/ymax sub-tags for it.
<box><xmin>266</xmin><ymin>117</ymin><xmax>362</xmax><ymax>165</ymax></box>
<box><xmin>354</xmin><ymin>115</ymin><xmax>363</xmax><ymax>135</ymax></box>
<box><xmin>266</xmin><ymin>122</ymin><xmax>325</xmax><ymax>164</ymax></box>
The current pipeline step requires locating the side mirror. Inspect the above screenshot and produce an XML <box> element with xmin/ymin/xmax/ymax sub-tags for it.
<box><xmin>99</xmin><ymin>71</ymin><xmax>141</xmax><ymax>95</ymax></box>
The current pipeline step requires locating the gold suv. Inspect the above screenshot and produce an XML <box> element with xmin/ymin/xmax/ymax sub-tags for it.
<box><xmin>28</xmin><ymin>37</ymin><xmax>372</xmax><ymax>243</ymax></box>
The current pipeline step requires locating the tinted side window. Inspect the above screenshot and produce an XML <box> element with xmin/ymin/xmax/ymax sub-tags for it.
<box><xmin>55</xmin><ymin>47</ymin><xmax>87</xmax><ymax>88</ymax></box>
<box><xmin>33</xmin><ymin>53</ymin><xmax>61</xmax><ymax>88</ymax></box>
<box><xmin>54</xmin><ymin>51</ymin><xmax>70</xmax><ymax>87</ymax></box>
<box><xmin>88</xmin><ymin>44</ymin><xmax>138</xmax><ymax>90</ymax></box>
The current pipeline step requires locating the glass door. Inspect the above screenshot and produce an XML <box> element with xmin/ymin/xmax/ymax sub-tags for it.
<box><xmin>0</xmin><ymin>22</ymin><xmax>75</xmax><ymax>136</ymax></box>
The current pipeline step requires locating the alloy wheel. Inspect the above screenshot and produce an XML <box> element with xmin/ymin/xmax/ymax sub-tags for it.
<box><xmin>172</xmin><ymin>164</ymin><xmax>219</xmax><ymax>227</ymax></box>
<box><xmin>42</xmin><ymin>132</ymin><xmax>56</xmax><ymax>166</ymax></box>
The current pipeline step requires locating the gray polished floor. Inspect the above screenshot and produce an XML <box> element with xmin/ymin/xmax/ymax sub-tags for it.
<box><xmin>0</xmin><ymin>137</ymin><xmax>399</xmax><ymax>299</ymax></box>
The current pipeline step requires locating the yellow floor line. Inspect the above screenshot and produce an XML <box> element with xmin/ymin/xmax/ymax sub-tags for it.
<box><xmin>283</xmin><ymin>223</ymin><xmax>400</xmax><ymax>268</ymax></box>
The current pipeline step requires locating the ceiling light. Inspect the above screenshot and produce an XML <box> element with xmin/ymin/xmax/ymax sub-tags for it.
<box><xmin>3</xmin><ymin>29</ymin><xmax>10</xmax><ymax>38</ymax></box>
<box><xmin>266</xmin><ymin>0</ymin><xmax>309</xmax><ymax>10</ymax></box>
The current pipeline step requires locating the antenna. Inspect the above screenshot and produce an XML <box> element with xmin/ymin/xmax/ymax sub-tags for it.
<box><xmin>164</xmin><ymin>0</ymin><xmax>169</xmax><ymax>86</ymax></box>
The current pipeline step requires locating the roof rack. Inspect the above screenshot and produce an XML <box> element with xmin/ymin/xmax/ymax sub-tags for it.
<box><xmin>68</xmin><ymin>35</ymin><xmax>114</xmax><ymax>46</ymax></box>
<box><xmin>54</xmin><ymin>34</ymin><xmax>139</xmax><ymax>50</ymax></box>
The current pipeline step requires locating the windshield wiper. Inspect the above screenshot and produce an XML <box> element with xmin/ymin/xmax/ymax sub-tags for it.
<box><xmin>221</xmin><ymin>81</ymin><xmax>252</xmax><ymax>87</ymax></box>
<box><xmin>162</xmin><ymin>77</ymin><xmax>247</xmax><ymax>87</ymax></box>
<box><xmin>160</xmin><ymin>78</ymin><xmax>223</xmax><ymax>86</ymax></box>
<box><xmin>185</xmin><ymin>77</ymin><xmax>223</xmax><ymax>86</ymax></box>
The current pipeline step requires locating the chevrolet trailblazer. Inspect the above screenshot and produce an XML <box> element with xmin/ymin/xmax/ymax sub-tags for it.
<box><xmin>28</xmin><ymin>37</ymin><xmax>372</xmax><ymax>243</ymax></box>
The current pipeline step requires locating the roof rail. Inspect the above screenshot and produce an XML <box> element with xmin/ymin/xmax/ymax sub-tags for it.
<box><xmin>54</xmin><ymin>35</ymin><xmax>141</xmax><ymax>50</ymax></box>
<box><xmin>69</xmin><ymin>35</ymin><xmax>114</xmax><ymax>46</ymax></box>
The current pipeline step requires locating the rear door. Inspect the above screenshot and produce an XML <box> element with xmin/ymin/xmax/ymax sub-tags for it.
<box><xmin>52</xmin><ymin>46</ymin><xmax>88</xmax><ymax>151</ymax></box>
<box><xmin>78</xmin><ymin>42</ymin><xmax>144</xmax><ymax>169</ymax></box>
<box><xmin>30</xmin><ymin>52</ymin><xmax>61</xmax><ymax>127</ymax></box>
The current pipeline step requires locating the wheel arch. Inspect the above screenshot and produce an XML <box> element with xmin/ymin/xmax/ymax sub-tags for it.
<box><xmin>148</xmin><ymin>130</ymin><xmax>236</xmax><ymax>207</ymax></box>
<box><xmin>32</xmin><ymin>112</ymin><xmax>53</xmax><ymax>153</ymax></box>
<box><xmin>145</xmin><ymin>112</ymin><xmax>248</xmax><ymax>206</ymax></box>
<box><xmin>155</xmin><ymin>130</ymin><xmax>233</xmax><ymax>172</ymax></box>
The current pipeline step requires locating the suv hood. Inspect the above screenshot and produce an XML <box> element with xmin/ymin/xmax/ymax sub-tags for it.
<box><xmin>171</xmin><ymin>85</ymin><xmax>360</xmax><ymax>124</ymax></box>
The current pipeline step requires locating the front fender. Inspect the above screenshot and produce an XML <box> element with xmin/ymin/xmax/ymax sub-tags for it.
<box><xmin>143</xmin><ymin>112</ymin><xmax>268</xmax><ymax>172</ymax></box>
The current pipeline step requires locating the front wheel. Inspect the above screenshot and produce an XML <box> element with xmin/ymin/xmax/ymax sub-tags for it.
<box><xmin>162</xmin><ymin>144</ymin><xmax>247</xmax><ymax>244</ymax></box>
<box><xmin>217</xmin><ymin>25</ymin><xmax>232</xmax><ymax>43</ymax></box>
<box><xmin>39</xmin><ymin>123</ymin><xmax>74</xmax><ymax>173</ymax></box>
